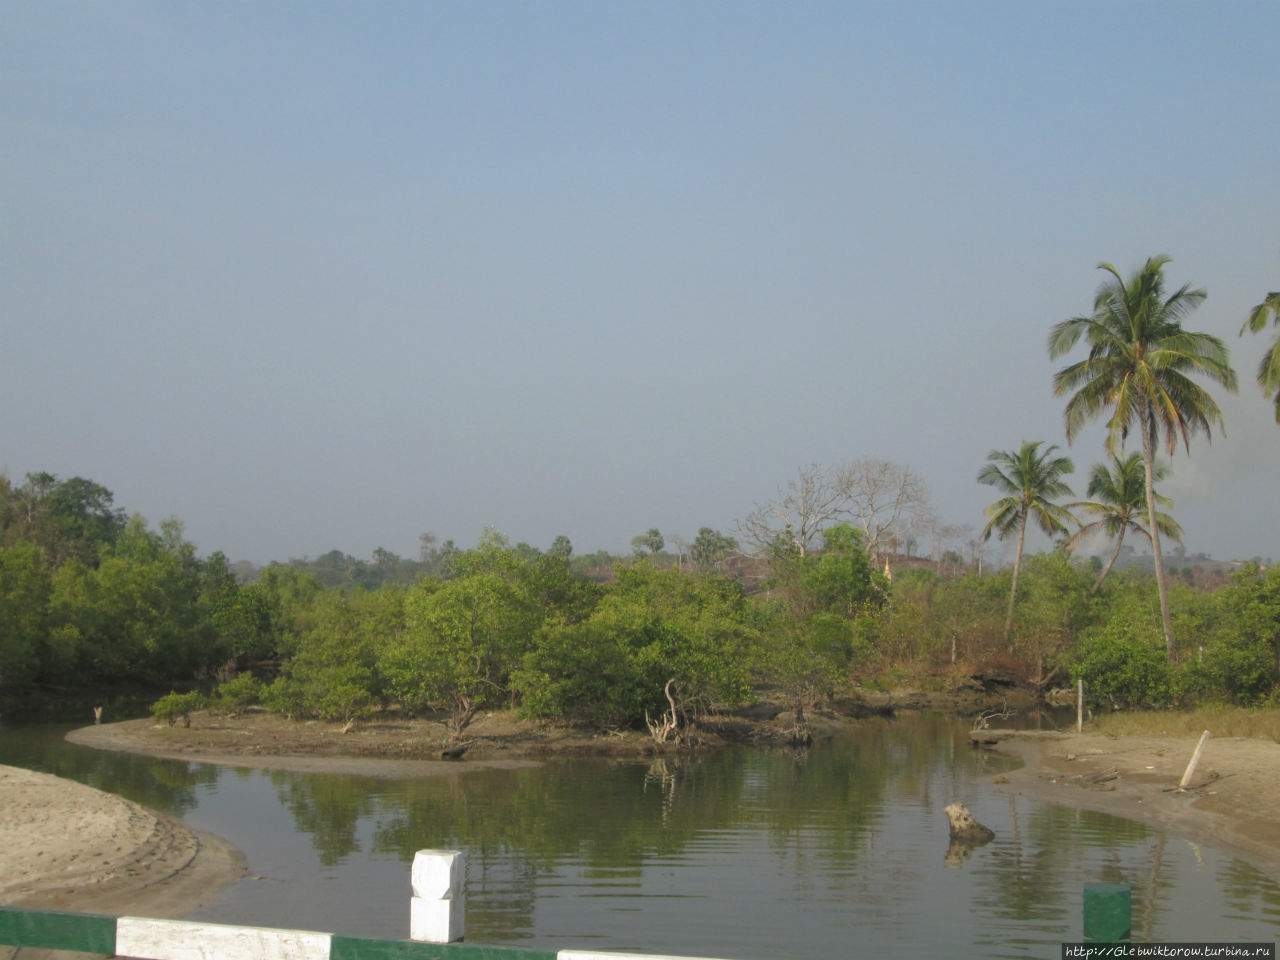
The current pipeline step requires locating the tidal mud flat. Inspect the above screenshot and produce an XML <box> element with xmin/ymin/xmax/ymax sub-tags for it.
<box><xmin>988</xmin><ymin>729</ymin><xmax>1280</xmax><ymax>883</ymax></box>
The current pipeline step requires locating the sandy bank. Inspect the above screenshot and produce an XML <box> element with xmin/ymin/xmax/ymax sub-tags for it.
<box><xmin>0</xmin><ymin>764</ymin><xmax>244</xmax><ymax>960</ymax></box>
<box><xmin>989</xmin><ymin>730</ymin><xmax>1280</xmax><ymax>883</ymax></box>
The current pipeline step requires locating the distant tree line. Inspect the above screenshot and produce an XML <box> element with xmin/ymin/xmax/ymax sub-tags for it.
<box><xmin>8</xmin><ymin>251</ymin><xmax>1279</xmax><ymax>728</ymax></box>
<box><xmin>175</xmin><ymin>523</ymin><xmax>888</xmax><ymax>738</ymax></box>
<box><xmin>4</xmin><ymin>467</ymin><xmax>1279</xmax><ymax>735</ymax></box>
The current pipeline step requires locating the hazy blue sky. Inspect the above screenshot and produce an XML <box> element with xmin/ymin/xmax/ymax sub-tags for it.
<box><xmin>4</xmin><ymin>1</ymin><xmax>1279</xmax><ymax>565</ymax></box>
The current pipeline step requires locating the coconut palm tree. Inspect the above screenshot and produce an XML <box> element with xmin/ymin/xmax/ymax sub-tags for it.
<box><xmin>1241</xmin><ymin>291</ymin><xmax>1280</xmax><ymax>423</ymax></box>
<box><xmin>1067</xmin><ymin>453</ymin><xmax>1183</xmax><ymax>595</ymax></box>
<box><xmin>1049</xmin><ymin>255</ymin><xmax>1236</xmax><ymax>661</ymax></box>
<box><xmin>978</xmin><ymin>441</ymin><xmax>1075</xmax><ymax>648</ymax></box>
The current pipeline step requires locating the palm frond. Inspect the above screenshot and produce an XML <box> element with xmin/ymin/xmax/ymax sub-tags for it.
<box><xmin>981</xmin><ymin>497</ymin><xmax>1023</xmax><ymax>541</ymax></box>
<box><xmin>1052</xmin><ymin>257</ymin><xmax>1235</xmax><ymax>458</ymax></box>
<box><xmin>1241</xmin><ymin>291</ymin><xmax>1280</xmax><ymax>422</ymax></box>
<box><xmin>1153</xmin><ymin>509</ymin><xmax>1184</xmax><ymax>544</ymax></box>
<box><xmin>1048</xmin><ymin>316</ymin><xmax>1093</xmax><ymax>359</ymax></box>
<box><xmin>1241</xmin><ymin>292</ymin><xmax>1280</xmax><ymax>336</ymax></box>
<box><xmin>978</xmin><ymin>440</ymin><xmax>1074</xmax><ymax>540</ymax></box>
<box><xmin>1258</xmin><ymin>337</ymin><xmax>1280</xmax><ymax>424</ymax></box>
<box><xmin>1030</xmin><ymin>499</ymin><xmax>1076</xmax><ymax>538</ymax></box>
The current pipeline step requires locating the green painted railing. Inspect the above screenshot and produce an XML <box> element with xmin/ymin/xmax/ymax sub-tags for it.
<box><xmin>0</xmin><ymin>882</ymin><xmax>1137</xmax><ymax>958</ymax></box>
<box><xmin>0</xmin><ymin>906</ymin><xmax>116</xmax><ymax>955</ymax></box>
<box><xmin>0</xmin><ymin>907</ymin><xmax>562</xmax><ymax>960</ymax></box>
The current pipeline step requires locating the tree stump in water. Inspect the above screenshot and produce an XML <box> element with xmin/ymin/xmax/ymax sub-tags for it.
<box><xmin>785</xmin><ymin>700</ymin><xmax>812</xmax><ymax>746</ymax></box>
<box><xmin>944</xmin><ymin>802</ymin><xmax>994</xmax><ymax>843</ymax></box>
<box><xmin>784</xmin><ymin>723</ymin><xmax>812</xmax><ymax>747</ymax></box>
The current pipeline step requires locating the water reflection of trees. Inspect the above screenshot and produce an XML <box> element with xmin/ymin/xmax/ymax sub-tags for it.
<box><xmin>371</xmin><ymin>758</ymin><xmax>755</xmax><ymax>939</ymax></box>
<box><xmin>258</xmin><ymin>717</ymin><xmax>1030</xmax><ymax>938</ymax></box>
<box><xmin>967</xmin><ymin>798</ymin><xmax>1159</xmax><ymax>952</ymax></box>
<box><xmin>0</xmin><ymin>724</ymin><xmax>212</xmax><ymax>816</ymax></box>
<box><xmin>371</xmin><ymin>757</ymin><xmax>751</xmax><ymax>866</ymax></box>
<box><xmin>250</xmin><ymin>717</ymin><xmax>1028</xmax><ymax>935</ymax></box>
<box><xmin>267</xmin><ymin>770</ymin><xmax>378</xmax><ymax>866</ymax></box>
<box><xmin>1216</xmin><ymin>857</ymin><xmax>1280</xmax><ymax>926</ymax></box>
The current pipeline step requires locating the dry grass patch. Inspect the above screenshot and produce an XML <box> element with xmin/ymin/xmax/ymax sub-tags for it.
<box><xmin>1092</xmin><ymin>705</ymin><xmax>1280</xmax><ymax>741</ymax></box>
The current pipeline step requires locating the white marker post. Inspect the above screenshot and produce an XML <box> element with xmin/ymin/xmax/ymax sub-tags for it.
<box><xmin>410</xmin><ymin>849</ymin><xmax>465</xmax><ymax>943</ymax></box>
<box><xmin>1076</xmin><ymin>679</ymin><xmax>1083</xmax><ymax>733</ymax></box>
<box><xmin>1178</xmin><ymin>730</ymin><xmax>1211</xmax><ymax>791</ymax></box>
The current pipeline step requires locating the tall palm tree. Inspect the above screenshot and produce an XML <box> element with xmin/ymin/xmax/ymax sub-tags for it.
<box><xmin>1067</xmin><ymin>453</ymin><xmax>1183</xmax><ymax>595</ymax></box>
<box><xmin>1049</xmin><ymin>255</ymin><xmax>1237</xmax><ymax>661</ymax></box>
<box><xmin>1241</xmin><ymin>291</ymin><xmax>1280</xmax><ymax>423</ymax></box>
<box><xmin>978</xmin><ymin>441</ymin><xmax>1075</xmax><ymax>648</ymax></box>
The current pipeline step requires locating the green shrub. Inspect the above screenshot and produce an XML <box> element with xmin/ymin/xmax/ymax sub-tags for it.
<box><xmin>1189</xmin><ymin>639</ymin><xmax>1277</xmax><ymax>706</ymax></box>
<box><xmin>150</xmin><ymin>690</ymin><xmax>206</xmax><ymax>727</ymax></box>
<box><xmin>262</xmin><ymin>675</ymin><xmax>307</xmax><ymax>719</ymax></box>
<box><xmin>215</xmin><ymin>672</ymin><xmax>263</xmax><ymax>713</ymax></box>
<box><xmin>1072</xmin><ymin>625</ymin><xmax>1171</xmax><ymax>709</ymax></box>
<box><xmin>302</xmin><ymin>662</ymin><xmax>378</xmax><ymax>724</ymax></box>
<box><xmin>513</xmin><ymin>621</ymin><xmax>648</xmax><ymax>726</ymax></box>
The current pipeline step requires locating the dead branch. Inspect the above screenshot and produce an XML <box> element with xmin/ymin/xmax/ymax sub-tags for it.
<box><xmin>971</xmin><ymin>704</ymin><xmax>1013</xmax><ymax>731</ymax></box>
<box><xmin>645</xmin><ymin>679</ymin><xmax>681</xmax><ymax>744</ymax></box>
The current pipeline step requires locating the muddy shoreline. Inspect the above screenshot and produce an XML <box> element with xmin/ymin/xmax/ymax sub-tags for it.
<box><xmin>988</xmin><ymin>730</ymin><xmax>1280</xmax><ymax>883</ymax></box>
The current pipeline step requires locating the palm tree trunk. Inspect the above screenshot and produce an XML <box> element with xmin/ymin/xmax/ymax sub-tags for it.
<box><xmin>1003</xmin><ymin>513</ymin><xmax>1028</xmax><ymax>650</ymax></box>
<box><xmin>1091</xmin><ymin>529</ymin><xmax>1126</xmax><ymax>596</ymax></box>
<box><xmin>1142</xmin><ymin>429</ymin><xmax>1175</xmax><ymax>661</ymax></box>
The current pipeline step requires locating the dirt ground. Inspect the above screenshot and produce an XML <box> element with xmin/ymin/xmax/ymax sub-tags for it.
<box><xmin>987</xmin><ymin>729</ymin><xmax>1280</xmax><ymax>883</ymax></box>
<box><xmin>63</xmin><ymin>709</ymin><xmax>718</xmax><ymax>776</ymax></box>
<box><xmin>62</xmin><ymin>705</ymin><xmax>858</xmax><ymax>774</ymax></box>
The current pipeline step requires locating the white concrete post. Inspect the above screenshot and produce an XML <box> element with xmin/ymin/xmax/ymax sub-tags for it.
<box><xmin>410</xmin><ymin>849</ymin><xmax>465</xmax><ymax>943</ymax></box>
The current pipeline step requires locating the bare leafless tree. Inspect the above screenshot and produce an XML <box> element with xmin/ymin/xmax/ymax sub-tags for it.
<box><xmin>738</xmin><ymin>463</ymin><xmax>845</xmax><ymax>557</ymax></box>
<box><xmin>904</xmin><ymin>503</ymin><xmax>938</xmax><ymax>559</ymax></box>
<box><xmin>667</xmin><ymin>533</ymin><xmax>690</xmax><ymax>571</ymax></box>
<box><xmin>928</xmin><ymin>521</ymin><xmax>971</xmax><ymax>564</ymax></box>
<box><xmin>834</xmin><ymin>458</ymin><xmax>932</xmax><ymax>563</ymax></box>
<box><xmin>965</xmin><ymin>529</ymin><xmax>988</xmax><ymax>576</ymax></box>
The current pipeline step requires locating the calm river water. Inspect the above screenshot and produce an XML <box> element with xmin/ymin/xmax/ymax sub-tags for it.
<box><xmin>2</xmin><ymin>714</ymin><xmax>1278</xmax><ymax>959</ymax></box>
